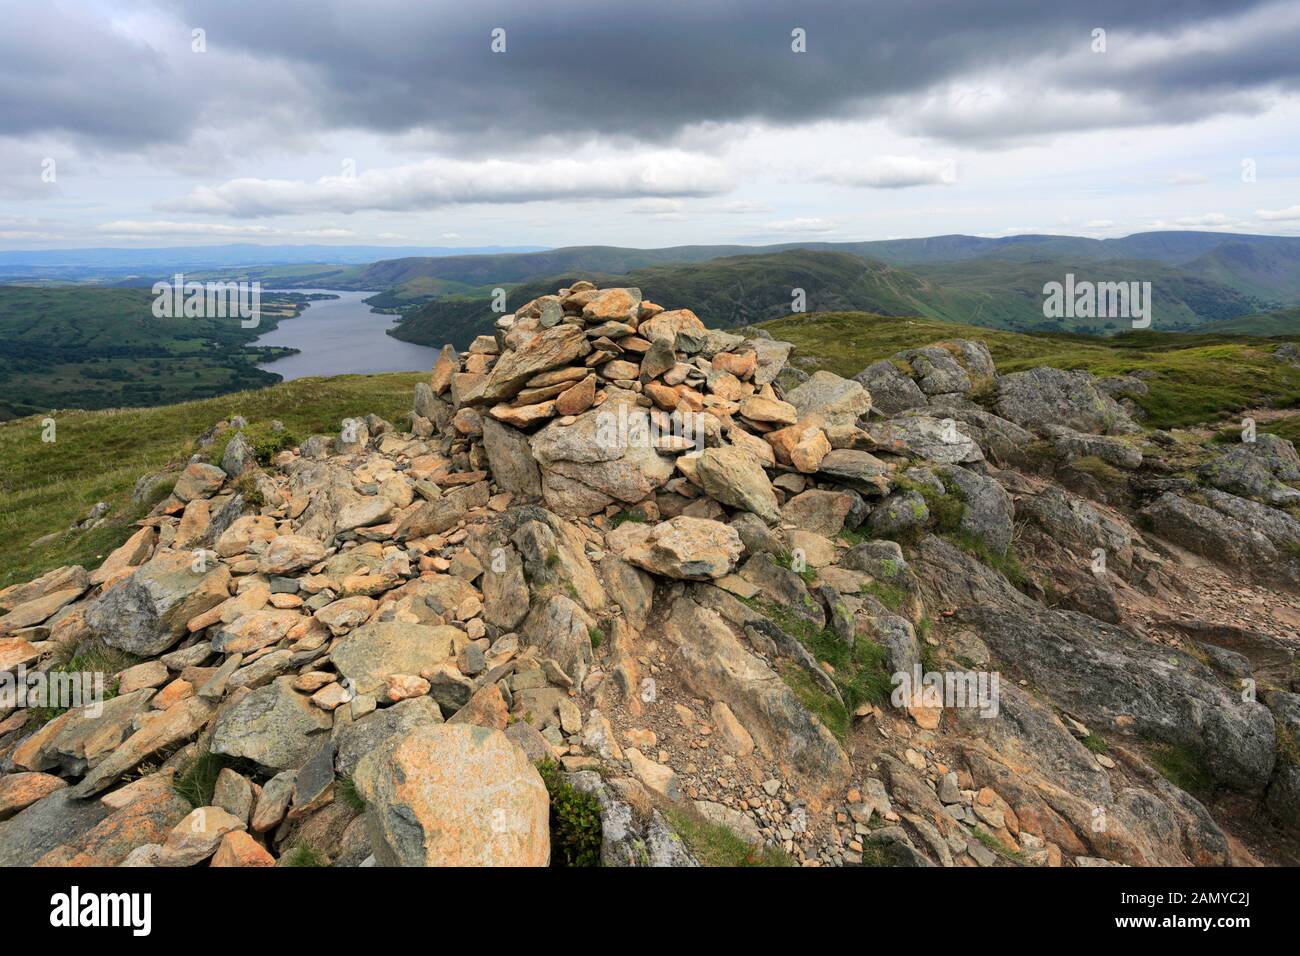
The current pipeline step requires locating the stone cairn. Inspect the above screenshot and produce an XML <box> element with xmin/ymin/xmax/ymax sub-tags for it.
<box><xmin>413</xmin><ymin>279</ymin><xmax>888</xmax><ymax>528</ymax></box>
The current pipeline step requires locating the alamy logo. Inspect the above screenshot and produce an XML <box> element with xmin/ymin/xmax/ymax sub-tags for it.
<box><xmin>891</xmin><ymin>664</ymin><xmax>1000</xmax><ymax>718</ymax></box>
<box><xmin>152</xmin><ymin>273</ymin><xmax>262</xmax><ymax>328</ymax></box>
<box><xmin>1</xmin><ymin>665</ymin><xmax>105</xmax><ymax>718</ymax></box>
<box><xmin>1042</xmin><ymin>273</ymin><xmax>1151</xmax><ymax>329</ymax></box>
<box><xmin>50</xmin><ymin>886</ymin><xmax>151</xmax><ymax>936</ymax></box>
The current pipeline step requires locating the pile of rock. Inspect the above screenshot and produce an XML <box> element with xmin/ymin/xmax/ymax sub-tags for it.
<box><xmin>413</xmin><ymin>281</ymin><xmax>891</xmax><ymax>526</ymax></box>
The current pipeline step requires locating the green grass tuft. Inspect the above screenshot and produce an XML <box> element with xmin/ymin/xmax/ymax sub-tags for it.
<box><xmin>172</xmin><ymin>750</ymin><xmax>231</xmax><ymax>809</ymax></box>
<box><xmin>336</xmin><ymin>775</ymin><xmax>366</xmax><ymax>812</ymax></box>
<box><xmin>664</xmin><ymin>808</ymin><xmax>795</xmax><ymax>867</ymax></box>
<box><xmin>1150</xmin><ymin>742</ymin><xmax>1214</xmax><ymax>797</ymax></box>
<box><xmin>1082</xmin><ymin>733</ymin><xmax>1109</xmax><ymax>754</ymax></box>
<box><xmin>751</xmin><ymin>598</ymin><xmax>893</xmax><ymax>739</ymax></box>
<box><xmin>26</xmin><ymin>641</ymin><xmax>133</xmax><ymax>728</ymax></box>
<box><xmin>279</xmin><ymin>844</ymin><xmax>327</xmax><ymax>867</ymax></box>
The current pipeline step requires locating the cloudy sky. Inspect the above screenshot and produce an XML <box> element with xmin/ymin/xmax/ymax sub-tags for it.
<box><xmin>2</xmin><ymin>0</ymin><xmax>1299</xmax><ymax>249</ymax></box>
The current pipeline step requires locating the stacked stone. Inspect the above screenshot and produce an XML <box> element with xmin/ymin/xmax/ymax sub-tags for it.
<box><xmin>412</xmin><ymin>281</ymin><xmax>887</xmax><ymax>524</ymax></box>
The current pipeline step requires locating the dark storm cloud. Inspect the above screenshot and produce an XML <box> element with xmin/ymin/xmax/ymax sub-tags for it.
<box><xmin>0</xmin><ymin>3</ymin><xmax>184</xmax><ymax>144</ymax></box>
<box><xmin>176</xmin><ymin>0</ymin><xmax>1296</xmax><ymax>143</ymax></box>
<box><xmin>4</xmin><ymin>0</ymin><xmax>1296</xmax><ymax>149</ymax></box>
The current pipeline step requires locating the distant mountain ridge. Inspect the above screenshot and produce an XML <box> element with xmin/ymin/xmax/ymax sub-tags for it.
<box><xmin>390</xmin><ymin>248</ymin><xmax>1269</xmax><ymax>349</ymax></box>
<box><xmin>0</xmin><ymin>243</ymin><xmax>549</xmax><ymax>270</ymax></box>
<box><xmin>349</xmin><ymin>230</ymin><xmax>1300</xmax><ymax>286</ymax></box>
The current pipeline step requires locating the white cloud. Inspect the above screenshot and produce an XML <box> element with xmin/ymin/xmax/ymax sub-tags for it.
<box><xmin>710</xmin><ymin>200</ymin><xmax>772</xmax><ymax>214</ymax></box>
<box><xmin>1168</xmin><ymin>171</ymin><xmax>1209</xmax><ymax>186</ymax></box>
<box><xmin>1256</xmin><ymin>204</ymin><xmax>1300</xmax><ymax>221</ymax></box>
<box><xmin>95</xmin><ymin>220</ymin><xmax>356</xmax><ymax>239</ymax></box>
<box><xmin>168</xmin><ymin>152</ymin><xmax>735</xmax><ymax>218</ymax></box>
<box><xmin>1172</xmin><ymin>212</ymin><xmax>1233</xmax><ymax>226</ymax></box>
<box><xmin>761</xmin><ymin>218</ymin><xmax>838</xmax><ymax>234</ymax></box>
<box><xmin>817</xmin><ymin>155</ymin><xmax>956</xmax><ymax>189</ymax></box>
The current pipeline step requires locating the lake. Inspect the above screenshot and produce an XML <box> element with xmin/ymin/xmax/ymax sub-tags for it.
<box><xmin>253</xmin><ymin>289</ymin><xmax>437</xmax><ymax>380</ymax></box>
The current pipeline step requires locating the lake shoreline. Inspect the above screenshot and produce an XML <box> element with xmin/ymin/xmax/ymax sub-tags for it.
<box><xmin>251</xmin><ymin>288</ymin><xmax>438</xmax><ymax>381</ymax></box>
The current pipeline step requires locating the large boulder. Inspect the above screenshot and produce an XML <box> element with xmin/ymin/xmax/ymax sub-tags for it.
<box><xmin>816</xmin><ymin>449</ymin><xmax>892</xmax><ymax>494</ymax></box>
<box><xmin>354</xmin><ymin>724</ymin><xmax>550</xmax><ymax>866</ymax></box>
<box><xmin>481</xmin><ymin>418</ymin><xmax>543</xmax><ymax>498</ymax></box>
<box><xmin>530</xmin><ymin>395</ymin><xmax>674</xmax><ymax>515</ymax></box>
<box><xmin>1141</xmin><ymin>491</ymin><xmax>1300</xmax><ymax>589</ymax></box>
<box><xmin>0</xmin><ymin>564</ymin><xmax>89</xmax><ymax>613</ymax></box>
<box><xmin>937</xmin><ymin>464</ymin><xmax>1014</xmax><ymax>555</ymax></box>
<box><xmin>335</xmin><ymin>696</ymin><xmax>444</xmax><ymax>778</ymax></box>
<box><xmin>961</xmin><ymin>602</ymin><xmax>1277</xmax><ymax>791</ymax></box>
<box><xmin>868</xmin><ymin>416</ymin><xmax>983</xmax><ymax>466</ymax></box>
<box><xmin>84</xmin><ymin>550</ymin><xmax>231</xmax><ymax>656</ymax></box>
<box><xmin>209</xmin><ymin>677</ymin><xmax>333</xmax><ymax>771</ymax></box>
<box><xmin>853</xmin><ymin>361</ymin><xmax>927</xmax><ymax>415</ymax></box>
<box><xmin>995</xmin><ymin>367</ymin><xmax>1137</xmax><ymax>435</ymax></box>
<box><xmin>621</xmin><ymin>516</ymin><xmax>744</xmax><ymax>580</ymax></box>
<box><xmin>895</xmin><ymin>346</ymin><xmax>972</xmax><ymax>396</ymax></box>
<box><xmin>520</xmin><ymin>594</ymin><xmax>596</xmax><ymax>688</ymax></box>
<box><xmin>744</xmin><ymin>337</ymin><xmax>794</xmax><ymax>386</ymax></box>
<box><xmin>694</xmin><ymin>446</ymin><xmax>781</xmax><ymax>524</ymax></box>
<box><xmin>1199</xmin><ymin>436</ymin><xmax>1300</xmax><ymax>506</ymax></box>
<box><xmin>663</xmin><ymin>596</ymin><xmax>851</xmax><ymax>797</ymax></box>
<box><xmin>330</xmin><ymin>622</ymin><xmax>462</xmax><ymax>697</ymax></box>
<box><xmin>785</xmin><ymin>371</ymin><xmax>871</xmax><ymax>429</ymax></box>
<box><xmin>0</xmin><ymin>789</ymin><xmax>112</xmax><ymax>867</ymax></box>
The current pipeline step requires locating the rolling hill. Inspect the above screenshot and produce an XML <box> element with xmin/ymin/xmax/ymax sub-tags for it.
<box><xmin>389</xmin><ymin>251</ymin><xmax>938</xmax><ymax>348</ymax></box>
<box><xmin>338</xmin><ymin>230</ymin><xmax>1300</xmax><ymax>305</ymax></box>
<box><xmin>1200</xmin><ymin>307</ymin><xmax>1300</xmax><ymax>337</ymax></box>
<box><xmin>389</xmin><ymin>248</ymin><xmax>1267</xmax><ymax>349</ymax></box>
<box><xmin>0</xmin><ymin>286</ymin><xmax>309</xmax><ymax>419</ymax></box>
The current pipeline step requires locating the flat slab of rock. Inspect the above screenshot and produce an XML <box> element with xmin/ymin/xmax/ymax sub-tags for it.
<box><xmin>330</xmin><ymin>622</ymin><xmax>462</xmax><ymax>696</ymax></box>
<box><xmin>85</xmin><ymin>550</ymin><xmax>231</xmax><ymax>656</ymax></box>
<box><xmin>355</xmin><ymin>724</ymin><xmax>550</xmax><ymax>866</ymax></box>
<box><xmin>209</xmin><ymin>677</ymin><xmax>332</xmax><ymax>771</ymax></box>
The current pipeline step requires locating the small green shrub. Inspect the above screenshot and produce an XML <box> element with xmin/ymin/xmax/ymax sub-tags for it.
<box><xmin>862</xmin><ymin>580</ymin><xmax>907</xmax><ymax>612</ymax></box>
<box><xmin>972</xmin><ymin>826</ymin><xmax>1023</xmax><ymax>863</ymax></box>
<box><xmin>173</xmin><ymin>750</ymin><xmax>229</xmax><ymax>809</ymax></box>
<box><xmin>751</xmin><ymin>598</ymin><xmax>894</xmax><ymax>738</ymax></box>
<box><xmin>588</xmin><ymin>626</ymin><xmax>605</xmax><ymax>649</ymax></box>
<box><xmin>232</xmin><ymin>470</ymin><xmax>266</xmax><ymax>508</ymax></box>
<box><xmin>26</xmin><ymin>641</ymin><xmax>133</xmax><ymax>728</ymax></box>
<box><xmin>537</xmin><ymin>760</ymin><xmax>603</xmax><ymax>867</ymax></box>
<box><xmin>1276</xmin><ymin>723</ymin><xmax>1300</xmax><ymax>768</ymax></box>
<box><xmin>210</xmin><ymin>421</ymin><xmax>298</xmax><ymax>467</ymax></box>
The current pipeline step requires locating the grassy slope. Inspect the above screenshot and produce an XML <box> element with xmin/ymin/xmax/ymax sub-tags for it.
<box><xmin>907</xmin><ymin>258</ymin><xmax>1263</xmax><ymax>333</ymax></box>
<box><xmin>0</xmin><ymin>373</ymin><xmax>421</xmax><ymax>589</ymax></box>
<box><xmin>1200</xmin><ymin>307</ymin><xmax>1300</xmax><ymax>337</ymax></box>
